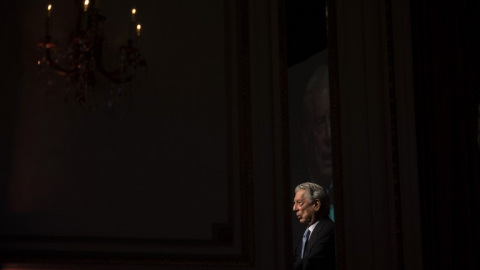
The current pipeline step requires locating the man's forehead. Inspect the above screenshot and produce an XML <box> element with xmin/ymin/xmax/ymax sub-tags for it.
<box><xmin>294</xmin><ymin>189</ymin><xmax>307</xmax><ymax>200</ymax></box>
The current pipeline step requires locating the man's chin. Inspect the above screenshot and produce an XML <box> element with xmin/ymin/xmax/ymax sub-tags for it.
<box><xmin>299</xmin><ymin>219</ymin><xmax>310</xmax><ymax>225</ymax></box>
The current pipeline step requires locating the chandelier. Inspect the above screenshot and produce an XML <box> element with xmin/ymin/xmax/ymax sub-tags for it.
<box><xmin>37</xmin><ymin>0</ymin><xmax>146</xmax><ymax>109</ymax></box>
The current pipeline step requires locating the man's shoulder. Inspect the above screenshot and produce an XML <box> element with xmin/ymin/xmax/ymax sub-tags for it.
<box><xmin>312</xmin><ymin>217</ymin><xmax>335</xmax><ymax>235</ymax></box>
<box><xmin>317</xmin><ymin>217</ymin><xmax>334</xmax><ymax>226</ymax></box>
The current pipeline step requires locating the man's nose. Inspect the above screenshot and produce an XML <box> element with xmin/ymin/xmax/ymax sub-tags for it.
<box><xmin>293</xmin><ymin>204</ymin><xmax>297</xmax><ymax>211</ymax></box>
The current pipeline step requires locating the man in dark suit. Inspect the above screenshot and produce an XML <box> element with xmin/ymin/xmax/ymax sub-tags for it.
<box><xmin>293</xmin><ymin>182</ymin><xmax>335</xmax><ymax>270</ymax></box>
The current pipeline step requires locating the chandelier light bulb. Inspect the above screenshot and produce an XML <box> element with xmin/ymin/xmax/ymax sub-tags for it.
<box><xmin>84</xmin><ymin>0</ymin><xmax>89</xmax><ymax>11</ymax></box>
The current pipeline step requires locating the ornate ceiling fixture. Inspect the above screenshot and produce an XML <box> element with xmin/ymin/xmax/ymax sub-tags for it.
<box><xmin>37</xmin><ymin>0</ymin><xmax>146</xmax><ymax>109</ymax></box>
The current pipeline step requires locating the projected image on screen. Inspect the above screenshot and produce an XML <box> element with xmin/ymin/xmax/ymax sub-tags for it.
<box><xmin>286</xmin><ymin>0</ymin><xmax>333</xmax><ymax>249</ymax></box>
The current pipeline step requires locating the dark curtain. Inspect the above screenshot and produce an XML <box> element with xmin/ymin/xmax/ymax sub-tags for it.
<box><xmin>411</xmin><ymin>1</ymin><xmax>480</xmax><ymax>269</ymax></box>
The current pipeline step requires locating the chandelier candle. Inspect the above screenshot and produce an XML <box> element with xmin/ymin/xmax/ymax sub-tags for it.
<box><xmin>45</xmin><ymin>4</ymin><xmax>52</xmax><ymax>37</ymax></box>
<box><xmin>136</xmin><ymin>24</ymin><xmax>141</xmax><ymax>37</ymax></box>
<box><xmin>81</xmin><ymin>0</ymin><xmax>89</xmax><ymax>31</ymax></box>
<box><xmin>130</xmin><ymin>8</ymin><xmax>137</xmax><ymax>39</ymax></box>
<box><xmin>132</xmin><ymin>8</ymin><xmax>136</xmax><ymax>22</ymax></box>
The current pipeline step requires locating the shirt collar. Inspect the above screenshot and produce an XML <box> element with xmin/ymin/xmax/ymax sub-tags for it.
<box><xmin>306</xmin><ymin>220</ymin><xmax>320</xmax><ymax>239</ymax></box>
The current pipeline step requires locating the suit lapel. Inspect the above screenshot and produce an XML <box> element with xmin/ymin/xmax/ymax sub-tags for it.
<box><xmin>303</xmin><ymin>219</ymin><xmax>327</xmax><ymax>257</ymax></box>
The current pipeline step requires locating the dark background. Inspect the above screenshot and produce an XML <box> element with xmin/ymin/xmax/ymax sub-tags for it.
<box><xmin>286</xmin><ymin>0</ymin><xmax>327</xmax><ymax>67</ymax></box>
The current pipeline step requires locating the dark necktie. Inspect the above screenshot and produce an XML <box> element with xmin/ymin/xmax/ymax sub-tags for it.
<box><xmin>301</xmin><ymin>228</ymin><xmax>311</xmax><ymax>258</ymax></box>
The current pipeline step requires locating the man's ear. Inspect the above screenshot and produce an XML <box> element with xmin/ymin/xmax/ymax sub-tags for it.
<box><xmin>314</xmin><ymin>200</ymin><xmax>321</xmax><ymax>211</ymax></box>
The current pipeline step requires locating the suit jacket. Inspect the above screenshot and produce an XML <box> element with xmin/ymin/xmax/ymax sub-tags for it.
<box><xmin>293</xmin><ymin>217</ymin><xmax>336</xmax><ymax>270</ymax></box>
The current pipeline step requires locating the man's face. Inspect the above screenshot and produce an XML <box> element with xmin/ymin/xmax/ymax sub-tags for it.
<box><xmin>293</xmin><ymin>189</ymin><xmax>321</xmax><ymax>226</ymax></box>
<box><xmin>304</xmin><ymin>84</ymin><xmax>332</xmax><ymax>183</ymax></box>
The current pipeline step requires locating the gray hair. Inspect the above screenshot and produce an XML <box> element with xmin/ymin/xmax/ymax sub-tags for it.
<box><xmin>295</xmin><ymin>182</ymin><xmax>330</xmax><ymax>216</ymax></box>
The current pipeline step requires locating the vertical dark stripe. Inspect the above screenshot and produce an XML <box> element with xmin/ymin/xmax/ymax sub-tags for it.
<box><xmin>384</xmin><ymin>0</ymin><xmax>405</xmax><ymax>269</ymax></box>
<box><xmin>326</xmin><ymin>0</ymin><xmax>345</xmax><ymax>269</ymax></box>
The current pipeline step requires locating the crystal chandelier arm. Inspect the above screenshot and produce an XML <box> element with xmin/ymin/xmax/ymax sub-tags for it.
<box><xmin>44</xmin><ymin>45</ymin><xmax>79</xmax><ymax>76</ymax></box>
<box><xmin>93</xmin><ymin>38</ymin><xmax>145</xmax><ymax>84</ymax></box>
